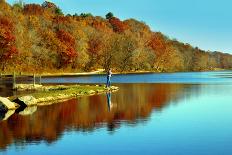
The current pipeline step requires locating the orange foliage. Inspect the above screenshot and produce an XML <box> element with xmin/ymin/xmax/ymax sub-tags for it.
<box><xmin>23</xmin><ymin>4</ymin><xmax>44</xmax><ymax>15</ymax></box>
<box><xmin>0</xmin><ymin>1</ymin><xmax>231</xmax><ymax>72</ymax></box>
<box><xmin>148</xmin><ymin>32</ymin><xmax>167</xmax><ymax>56</ymax></box>
<box><xmin>57</xmin><ymin>29</ymin><xmax>75</xmax><ymax>47</ymax></box>
<box><xmin>0</xmin><ymin>16</ymin><xmax>17</xmax><ymax>62</ymax></box>
<box><xmin>0</xmin><ymin>16</ymin><xmax>13</xmax><ymax>31</ymax></box>
<box><xmin>56</xmin><ymin>29</ymin><xmax>77</xmax><ymax>65</ymax></box>
<box><xmin>109</xmin><ymin>17</ymin><xmax>128</xmax><ymax>33</ymax></box>
<box><xmin>88</xmin><ymin>38</ymin><xmax>102</xmax><ymax>55</ymax></box>
<box><xmin>53</xmin><ymin>16</ymin><xmax>70</xmax><ymax>24</ymax></box>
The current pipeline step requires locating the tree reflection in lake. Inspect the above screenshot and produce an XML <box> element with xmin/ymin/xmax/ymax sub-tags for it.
<box><xmin>0</xmin><ymin>83</ymin><xmax>197</xmax><ymax>150</ymax></box>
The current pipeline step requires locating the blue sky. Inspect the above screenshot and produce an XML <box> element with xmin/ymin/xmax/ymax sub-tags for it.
<box><xmin>7</xmin><ymin>0</ymin><xmax>232</xmax><ymax>54</ymax></box>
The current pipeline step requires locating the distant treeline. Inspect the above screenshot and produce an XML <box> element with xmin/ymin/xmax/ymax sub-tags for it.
<box><xmin>0</xmin><ymin>0</ymin><xmax>232</xmax><ymax>73</ymax></box>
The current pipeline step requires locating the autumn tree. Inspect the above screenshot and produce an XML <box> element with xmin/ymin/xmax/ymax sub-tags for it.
<box><xmin>0</xmin><ymin>16</ymin><xmax>18</xmax><ymax>71</ymax></box>
<box><xmin>131</xmin><ymin>48</ymin><xmax>155</xmax><ymax>71</ymax></box>
<box><xmin>0</xmin><ymin>0</ymin><xmax>12</xmax><ymax>16</ymax></box>
<box><xmin>23</xmin><ymin>4</ymin><xmax>44</xmax><ymax>15</ymax></box>
<box><xmin>108</xmin><ymin>17</ymin><xmax>128</xmax><ymax>33</ymax></box>
<box><xmin>85</xmin><ymin>33</ymin><xmax>104</xmax><ymax>70</ymax></box>
<box><xmin>192</xmin><ymin>50</ymin><xmax>209</xmax><ymax>71</ymax></box>
<box><xmin>56</xmin><ymin>29</ymin><xmax>77</xmax><ymax>68</ymax></box>
<box><xmin>148</xmin><ymin>32</ymin><xmax>168</xmax><ymax>57</ymax></box>
<box><xmin>0</xmin><ymin>0</ymin><xmax>232</xmax><ymax>73</ymax></box>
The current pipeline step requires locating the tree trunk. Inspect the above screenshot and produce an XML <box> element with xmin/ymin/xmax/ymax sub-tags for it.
<box><xmin>39</xmin><ymin>75</ymin><xmax>41</xmax><ymax>85</ymax></box>
<box><xmin>0</xmin><ymin>73</ymin><xmax>2</xmax><ymax>85</ymax></box>
<box><xmin>13</xmin><ymin>71</ymin><xmax>16</xmax><ymax>89</ymax></box>
<box><xmin>33</xmin><ymin>73</ymin><xmax>36</xmax><ymax>87</ymax></box>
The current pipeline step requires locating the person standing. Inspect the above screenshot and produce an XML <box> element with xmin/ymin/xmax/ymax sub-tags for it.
<box><xmin>106</xmin><ymin>69</ymin><xmax>112</xmax><ymax>88</ymax></box>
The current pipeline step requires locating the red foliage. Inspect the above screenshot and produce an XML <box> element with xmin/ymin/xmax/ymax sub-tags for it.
<box><xmin>65</xmin><ymin>47</ymin><xmax>76</xmax><ymax>63</ymax></box>
<box><xmin>0</xmin><ymin>17</ymin><xmax>13</xmax><ymax>31</ymax></box>
<box><xmin>92</xmin><ymin>20</ymin><xmax>104</xmax><ymax>30</ymax></box>
<box><xmin>56</xmin><ymin>29</ymin><xmax>75</xmax><ymax>47</ymax></box>
<box><xmin>109</xmin><ymin>17</ymin><xmax>127</xmax><ymax>33</ymax></box>
<box><xmin>88</xmin><ymin>38</ymin><xmax>102</xmax><ymax>55</ymax></box>
<box><xmin>53</xmin><ymin>16</ymin><xmax>70</xmax><ymax>24</ymax></box>
<box><xmin>23</xmin><ymin>4</ymin><xmax>44</xmax><ymax>15</ymax></box>
<box><xmin>0</xmin><ymin>31</ymin><xmax>15</xmax><ymax>44</ymax></box>
<box><xmin>148</xmin><ymin>32</ymin><xmax>167</xmax><ymax>56</ymax></box>
<box><xmin>0</xmin><ymin>16</ymin><xmax>18</xmax><ymax>61</ymax></box>
<box><xmin>56</xmin><ymin>30</ymin><xmax>77</xmax><ymax>65</ymax></box>
<box><xmin>2</xmin><ymin>46</ymin><xmax>18</xmax><ymax>59</ymax></box>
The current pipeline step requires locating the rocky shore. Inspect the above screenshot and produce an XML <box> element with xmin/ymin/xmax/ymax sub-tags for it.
<box><xmin>0</xmin><ymin>84</ymin><xmax>119</xmax><ymax>119</ymax></box>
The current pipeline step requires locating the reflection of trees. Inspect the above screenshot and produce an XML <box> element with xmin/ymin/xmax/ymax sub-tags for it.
<box><xmin>0</xmin><ymin>84</ymin><xmax>196</xmax><ymax>150</ymax></box>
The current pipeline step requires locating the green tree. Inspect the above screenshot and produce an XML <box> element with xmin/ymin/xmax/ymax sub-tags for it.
<box><xmin>13</xmin><ymin>0</ymin><xmax>24</xmax><ymax>9</ymax></box>
<box><xmin>80</xmin><ymin>13</ymin><xmax>93</xmax><ymax>18</ymax></box>
<box><xmin>55</xmin><ymin>7</ymin><xmax>63</xmax><ymax>15</ymax></box>
<box><xmin>106</xmin><ymin>12</ymin><xmax>114</xmax><ymax>19</ymax></box>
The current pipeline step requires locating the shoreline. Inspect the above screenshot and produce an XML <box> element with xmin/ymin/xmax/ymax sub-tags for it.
<box><xmin>39</xmin><ymin>69</ymin><xmax>231</xmax><ymax>78</ymax></box>
<box><xmin>1</xmin><ymin>69</ymin><xmax>230</xmax><ymax>78</ymax></box>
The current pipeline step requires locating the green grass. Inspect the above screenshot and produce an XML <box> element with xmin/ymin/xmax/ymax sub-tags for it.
<box><xmin>8</xmin><ymin>84</ymin><xmax>118</xmax><ymax>105</ymax></box>
<box><xmin>32</xmin><ymin>85</ymin><xmax>108</xmax><ymax>99</ymax></box>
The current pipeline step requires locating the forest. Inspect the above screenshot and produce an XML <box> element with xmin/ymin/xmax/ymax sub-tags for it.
<box><xmin>0</xmin><ymin>0</ymin><xmax>232</xmax><ymax>73</ymax></box>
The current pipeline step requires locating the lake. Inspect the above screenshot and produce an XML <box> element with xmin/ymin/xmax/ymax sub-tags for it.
<box><xmin>0</xmin><ymin>71</ymin><xmax>232</xmax><ymax>155</ymax></box>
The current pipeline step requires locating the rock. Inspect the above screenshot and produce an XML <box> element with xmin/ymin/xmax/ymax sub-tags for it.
<box><xmin>88</xmin><ymin>90</ymin><xmax>96</xmax><ymax>94</ymax></box>
<box><xmin>0</xmin><ymin>111</ymin><xmax>5</xmax><ymax>120</ymax></box>
<box><xmin>0</xmin><ymin>104</ymin><xmax>7</xmax><ymax>114</ymax></box>
<box><xmin>97</xmin><ymin>90</ymin><xmax>104</xmax><ymax>93</ymax></box>
<box><xmin>15</xmin><ymin>84</ymin><xmax>43</xmax><ymax>91</ymax></box>
<box><xmin>13</xmin><ymin>96</ymin><xmax>37</xmax><ymax>107</ymax></box>
<box><xmin>111</xmin><ymin>86</ymin><xmax>118</xmax><ymax>90</ymax></box>
<box><xmin>19</xmin><ymin>106</ymin><xmax>37</xmax><ymax>116</ymax></box>
<box><xmin>0</xmin><ymin>97</ymin><xmax>17</xmax><ymax>112</ymax></box>
<box><xmin>2</xmin><ymin>110</ymin><xmax>15</xmax><ymax>121</ymax></box>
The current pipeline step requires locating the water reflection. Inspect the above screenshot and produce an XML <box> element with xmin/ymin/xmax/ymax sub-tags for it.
<box><xmin>0</xmin><ymin>83</ymin><xmax>198</xmax><ymax>150</ymax></box>
<box><xmin>106</xmin><ymin>92</ymin><xmax>112</xmax><ymax>111</ymax></box>
<box><xmin>15</xmin><ymin>106</ymin><xmax>37</xmax><ymax>116</ymax></box>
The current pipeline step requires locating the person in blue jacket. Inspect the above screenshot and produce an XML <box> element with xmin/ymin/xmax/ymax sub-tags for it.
<box><xmin>106</xmin><ymin>69</ymin><xmax>112</xmax><ymax>88</ymax></box>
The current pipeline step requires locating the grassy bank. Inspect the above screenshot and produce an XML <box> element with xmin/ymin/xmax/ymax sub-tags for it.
<box><xmin>9</xmin><ymin>84</ymin><xmax>119</xmax><ymax>107</ymax></box>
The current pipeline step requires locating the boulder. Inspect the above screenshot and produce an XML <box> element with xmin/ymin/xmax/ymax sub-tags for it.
<box><xmin>111</xmin><ymin>86</ymin><xmax>119</xmax><ymax>90</ymax></box>
<box><xmin>2</xmin><ymin>110</ymin><xmax>15</xmax><ymax>121</ymax></box>
<box><xmin>0</xmin><ymin>97</ymin><xmax>17</xmax><ymax>112</ymax></box>
<box><xmin>0</xmin><ymin>104</ymin><xmax>7</xmax><ymax>114</ymax></box>
<box><xmin>14</xmin><ymin>96</ymin><xmax>37</xmax><ymax>107</ymax></box>
<box><xmin>88</xmin><ymin>90</ymin><xmax>96</xmax><ymax>94</ymax></box>
<box><xmin>15</xmin><ymin>84</ymin><xmax>43</xmax><ymax>91</ymax></box>
<box><xmin>0</xmin><ymin>112</ymin><xmax>5</xmax><ymax>120</ymax></box>
<box><xmin>19</xmin><ymin>106</ymin><xmax>37</xmax><ymax>116</ymax></box>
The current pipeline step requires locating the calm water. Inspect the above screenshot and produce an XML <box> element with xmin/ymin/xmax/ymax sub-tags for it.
<box><xmin>0</xmin><ymin>71</ymin><xmax>232</xmax><ymax>155</ymax></box>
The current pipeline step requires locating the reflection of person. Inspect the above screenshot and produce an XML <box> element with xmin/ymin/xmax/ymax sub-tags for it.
<box><xmin>106</xmin><ymin>69</ymin><xmax>112</xmax><ymax>88</ymax></box>
<box><xmin>106</xmin><ymin>92</ymin><xmax>112</xmax><ymax>111</ymax></box>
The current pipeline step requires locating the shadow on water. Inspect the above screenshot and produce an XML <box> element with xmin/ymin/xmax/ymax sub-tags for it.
<box><xmin>0</xmin><ymin>83</ymin><xmax>201</xmax><ymax>150</ymax></box>
<box><xmin>106</xmin><ymin>92</ymin><xmax>112</xmax><ymax>112</ymax></box>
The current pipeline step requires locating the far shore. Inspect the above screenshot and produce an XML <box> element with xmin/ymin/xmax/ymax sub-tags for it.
<box><xmin>1</xmin><ymin>68</ymin><xmax>229</xmax><ymax>78</ymax></box>
<box><xmin>34</xmin><ymin>69</ymin><xmax>230</xmax><ymax>77</ymax></box>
